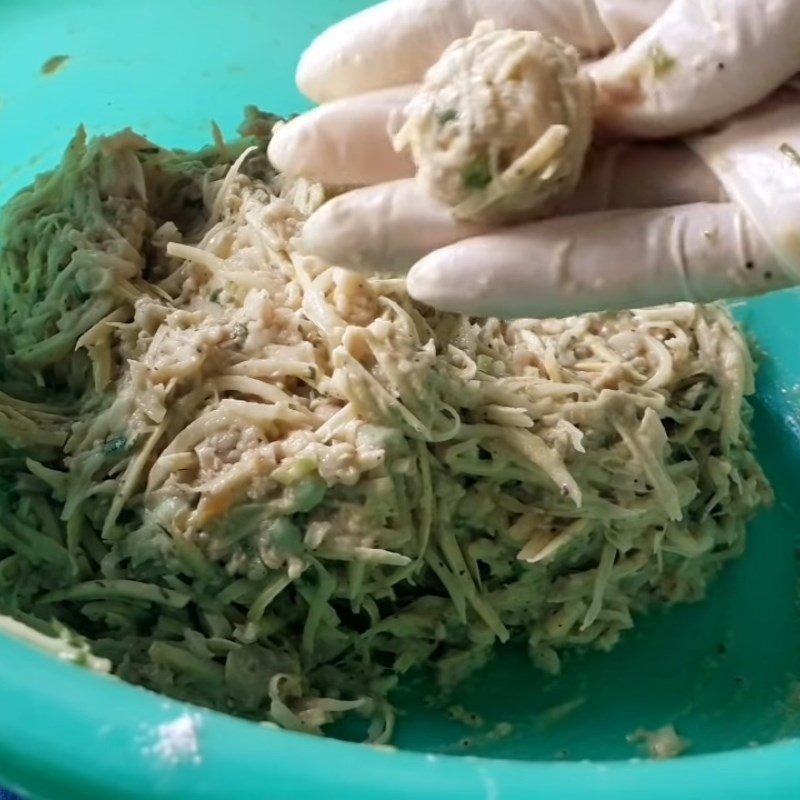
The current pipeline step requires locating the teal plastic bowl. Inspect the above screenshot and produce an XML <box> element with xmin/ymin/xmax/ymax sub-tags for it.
<box><xmin>2</xmin><ymin>2</ymin><xmax>800</xmax><ymax>798</ymax></box>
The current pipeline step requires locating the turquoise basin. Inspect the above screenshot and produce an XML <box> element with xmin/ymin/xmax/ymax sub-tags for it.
<box><xmin>1</xmin><ymin>1</ymin><xmax>800</xmax><ymax>797</ymax></box>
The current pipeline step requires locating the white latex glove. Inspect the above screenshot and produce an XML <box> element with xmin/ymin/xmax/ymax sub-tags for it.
<box><xmin>269</xmin><ymin>0</ymin><xmax>800</xmax><ymax>317</ymax></box>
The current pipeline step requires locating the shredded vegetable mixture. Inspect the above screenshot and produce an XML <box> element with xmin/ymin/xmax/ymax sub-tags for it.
<box><xmin>0</xmin><ymin>111</ymin><xmax>771</xmax><ymax>741</ymax></box>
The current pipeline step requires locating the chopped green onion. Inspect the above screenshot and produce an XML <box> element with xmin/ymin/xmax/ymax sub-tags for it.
<box><xmin>780</xmin><ymin>143</ymin><xmax>800</xmax><ymax>168</ymax></box>
<box><xmin>649</xmin><ymin>45</ymin><xmax>677</xmax><ymax>79</ymax></box>
<box><xmin>462</xmin><ymin>157</ymin><xmax>492</xmax><ymax>190</ymax></box>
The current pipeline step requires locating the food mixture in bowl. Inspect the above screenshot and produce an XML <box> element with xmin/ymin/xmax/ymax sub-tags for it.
<box><xmin>0</xmin><ymin>110</ymin><xmax>771</xmax><ymax>742</ymax></box>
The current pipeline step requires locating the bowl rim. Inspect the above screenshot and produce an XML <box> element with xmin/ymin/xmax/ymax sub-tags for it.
<box><xmin>0</xmin><ymin>634</ymin><xmax>797</xmax><ymax>800</ymax></box>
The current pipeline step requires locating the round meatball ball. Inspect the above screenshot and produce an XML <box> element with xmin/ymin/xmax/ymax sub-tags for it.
<box><xmin>392</xmin><ymin>23</ymin><xmax>595</xmax><ymax>223</ymax></box>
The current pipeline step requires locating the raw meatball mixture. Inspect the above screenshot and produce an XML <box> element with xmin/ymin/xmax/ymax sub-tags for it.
<box><xmin>393</xmin><ymin>22</ymin><xmax>595</xmax><ymax>223</ymax></box>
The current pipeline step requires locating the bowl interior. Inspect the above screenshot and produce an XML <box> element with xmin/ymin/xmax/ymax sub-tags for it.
<box><xmin>1</xmin><ymin>1</ymin><xmax>800</xmax><ymax>797</ymax></box>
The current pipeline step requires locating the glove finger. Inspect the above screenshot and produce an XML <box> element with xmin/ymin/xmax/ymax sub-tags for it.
<box><xmin>303</xmin><ymin>144</ymin><xmax>724</xmax><ymax>271</ymax></box>
<box><xmin>407</xmin><ymin>202</ymin><xmax>786</xmax><ymax>318</ymax></box>
<box><xmin>562</xmin><ymin>142</ymin><xmax>726</xmax><ymax>214</ymax></box>
<box><xmin>301</xmin><ymin>180</ymin><xmax>492</xmax><ymax>273</ymax></box>
<box><xmin>594</xmin><ymin>0</ymin><xmax>671</xmax><ymax>48</ymax></box>
<box><xmin>268</xmin><ymin>86</ymin><xmax>415</xmax><ymax>185</ymax></box>
<box><xmin>299</xmin><ymin>0</ymin><xmax>617</xmax><ymax>104</ymax></box>
<box><xmin>589</xmin><ymin>0</ymin><xmax>800</xmax><ymax>138</ymax></box>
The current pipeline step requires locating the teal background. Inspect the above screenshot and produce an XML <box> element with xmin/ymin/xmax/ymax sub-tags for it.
<box><xmin>1</xmin><ymin>0</ymin><xmax>800</xmax><ymax>797</ymax></box>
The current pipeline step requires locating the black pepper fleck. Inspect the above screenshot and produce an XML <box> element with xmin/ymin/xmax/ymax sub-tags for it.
<box><xmin>745</xmin><ymin>261</ymin><xmax>754</xmax><ymax>270</ymax></box>
<box><xmin>765</xmin><ymin>271</ymin><xmax>773</xmax><ymax>280</ymax></box>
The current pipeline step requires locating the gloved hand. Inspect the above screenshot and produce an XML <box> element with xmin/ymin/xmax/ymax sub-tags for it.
<box><xmin>269</xmin><ymin>0</ymin><xmax>800</xmax><ymax>317</ymax></box>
